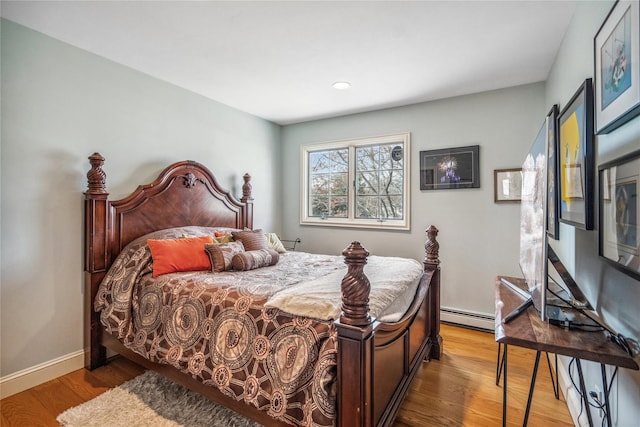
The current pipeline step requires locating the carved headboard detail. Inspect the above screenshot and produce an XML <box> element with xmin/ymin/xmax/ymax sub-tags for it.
<box><xmin>84</xmin><ymin>153</ymin><xmax>254</xmax><ymax>271</ymax></box>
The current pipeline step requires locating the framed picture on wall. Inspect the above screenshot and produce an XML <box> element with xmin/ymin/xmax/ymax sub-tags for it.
<box><xmin>419</xmin><ymin>145</ymin><xmax>480</xmax><ymax>190</ymax></box>
<box><xmin>594</xmin><ymin>0</ymin><xmax>640</xmax><ymax>134</ymax></box>
<box><xmin>558</xmin><ymin>79</ymin><xmax>595</xmax><ymax>230</ymax></box>
<box><xmin>494</xmin><ymin>168</ymin><xmax>522</xmax><ymax>203</ymax></box>
<box><xmin>598</xmin><ymin>149</ymin><xmax>640</xmax><ymax>281</ymax></box>
<box><xmin>546</xmin><ymin>104</ymin><xmax>560</xmax><ymax>239</ymax></box>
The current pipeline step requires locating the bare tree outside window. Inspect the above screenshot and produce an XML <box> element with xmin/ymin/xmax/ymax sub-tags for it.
<box><xmin>355</xmin><ymin>144</ymin><xmax>404</xmax><ymax>220</ymax></box>
<box><xmin>309</xmin><ymin>148</ymin><xmax>348</xmax><ymax>218</ymax></box>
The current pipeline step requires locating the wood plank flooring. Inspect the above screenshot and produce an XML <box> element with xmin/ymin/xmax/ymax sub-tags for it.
<box><xmin>394</xmin><ymin>324</ymin><xmax>574</xmax><ymax>426</ymax></box>
<box><xmin>1</xmin><ymin>324</ymin><xmax>574</xmax><ymax>426</ymax></box>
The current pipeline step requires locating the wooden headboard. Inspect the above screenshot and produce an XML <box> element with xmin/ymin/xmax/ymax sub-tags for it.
<box><xmin>85</xmin><ymin>153</ymin><xmax>253</xmax><ymax>266</ymax></box>
<box><xmin>83</xmin><ymin>152</ymin><xmax>254</xmax><ymax>367</ymax></box>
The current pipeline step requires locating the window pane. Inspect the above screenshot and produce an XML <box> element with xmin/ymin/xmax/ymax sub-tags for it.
<box><xmin>329</xmin><ymin>150</ymin><xmax>349</xmax><ymax>172</ymax></box>
<box><xmin>357</xmin><ymin>145</ymin><xmax>378</xmax><ymax>170</ymax></box>
<box><xmin>330</xmin><ymin>196</ymin><xmax>348</xmax><ymax>217</ymax></box>
<box><xmin>357</xmin><ymin>171</ymin><xmax>379</xmax><ymax>195</ymax></box>
<box><xmin>310</xmin><ymin>174</ymin><xmax>329</xmax><ymax>195</ymax></box>
<box><xmin>330</xmin><ymin>172</ymin><xmax>348</xmax><ymax>196</ymax></box>
<box><xmin>309</xmin><ymin>152</ymin><xmax>329</xmax><ymax>173</ymax></box>
<box><xmin>380</xmin><ymin>196</ymin><xmax>403</xmax><ymax>219</ymax></box>
<box><xmin>309</xmin><ymin>149</ymin><xmax>349</xmax><ymax>218</ymax></box>
<box><xmin>310</xmin><ymin>196</ymin><xmax>329</xmax><ymax>217</ymax></box>
<box><xmin>356</xmin><ymin>196</ymin><xmax>379</xmax><ymax>219</ymax></box>
<box><xmin>355</xmin><ymin>143</ymin><xmax>404</xmax><ymax>220</ymax></box>
<box><xmin>379</xmin><ymin>170</ymin><xmax>403</xmax><ymax>195</ymax></box>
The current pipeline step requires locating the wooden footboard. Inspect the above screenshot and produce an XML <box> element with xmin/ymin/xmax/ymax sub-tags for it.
<box><xmin>84</xmin><ymin>153</ymin><xmax>442</xmax><ymax>427</ymax></box>
<box><xmin>335</xmin><ymin>226</ymin><xmax>442</xmax><ymax>427</ymax></box>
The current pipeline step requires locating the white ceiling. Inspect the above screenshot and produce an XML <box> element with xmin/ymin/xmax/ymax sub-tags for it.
<box><xmin>1</xmin><ymin>1</ymin><xmax>577</xmax><ymax>125</ymax></box>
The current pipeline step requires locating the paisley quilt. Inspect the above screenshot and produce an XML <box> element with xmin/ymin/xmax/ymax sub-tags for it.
<box><xmin>94</xmin><ymin>226</ymin><xmax>423</xmax><ymax>426</ymax></box>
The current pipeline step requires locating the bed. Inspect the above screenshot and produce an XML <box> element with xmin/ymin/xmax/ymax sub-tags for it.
<box><xmin>84</xmin><ymin>152</ymin><xmax>443</xmax><ymax>427</ymax></box>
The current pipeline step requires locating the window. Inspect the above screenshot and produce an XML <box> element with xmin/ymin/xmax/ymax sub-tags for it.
<box><xmin>301</xmin><ymin>133</ymin><xmax>410</xmax><ymax>230</ymax></box>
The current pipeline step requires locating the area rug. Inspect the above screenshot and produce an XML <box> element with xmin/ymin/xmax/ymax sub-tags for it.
<box><xmin>57</xmin><ymin>370</ymin><xmax>262</xmax><ymax>427</ymax></box>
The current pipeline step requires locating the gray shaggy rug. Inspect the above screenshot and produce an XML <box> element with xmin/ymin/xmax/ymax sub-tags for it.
<box><xmin>57</xmin><ymin>370</ymin><xmax>262</xmax><ymax>427</ymax></box>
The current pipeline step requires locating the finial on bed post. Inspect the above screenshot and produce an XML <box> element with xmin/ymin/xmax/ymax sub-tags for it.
<box><xmin>340</xmin><ymin>241</ymin><xmax>372</xmax><ymax>327</ymax></box>
<box><xmin>424</xmin><ymin>225</ymin><xmax>440</xmax><ymax>270</ymax></box>
<box><xmin>423</xmin><ymin>225</ymin><xmax>443</xmax><ymax>360</ymax></box>
<box><xmin>240</xmin><ymin>173</ymin><xmax>254</xmax><ymax>229</ymax></box>
<box><xmin>86</xmin><ymin>153</ymin><xmax>107</xmax><ymax>194</ymax></box>
<box><xmin>241</xmin><ymin>173</ymin><xmax>253</xmax><ymax>202</ymax></box>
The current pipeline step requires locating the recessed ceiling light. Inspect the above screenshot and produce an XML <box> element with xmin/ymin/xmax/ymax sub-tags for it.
<box><xmin>332</xmin><ymin>81</ymin><xmax>351</xmax><ymax>90</ymax></box>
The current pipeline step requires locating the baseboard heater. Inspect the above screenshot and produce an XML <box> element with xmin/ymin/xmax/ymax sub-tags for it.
<box><xmin>440</xmin><ymin>307</ymin><xmax>495</xmax><ymax>332</ymax></box>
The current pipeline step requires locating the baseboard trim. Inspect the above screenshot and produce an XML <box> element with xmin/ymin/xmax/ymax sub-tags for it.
<box><xmin>440</xmin><ymin>307</ymin><xmax>494</xmax><ymax>331</ymax></box>
<box><xmin>0</xmin><ymin>350</ymin><xmax>84</xmax><ymax>399</ymax></box>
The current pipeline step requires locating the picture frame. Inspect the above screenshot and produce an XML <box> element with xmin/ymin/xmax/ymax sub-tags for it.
<box><xmin>494</xmin><ymin>168</ymin><xmax>522</xmax><ymax>203</ymax></box>
<box><xmin>598</xmin><ymin>149</ymin><xmax>640</xmax><ymax>281</ymax></box>
<box><xmin>546</xmin><ymin>104</ymin><xmax>560</xmax><ymax>239</ymax></box>
<box><xmin>558</xmin><ymin>79</ymin><xmax>595</xmax><ymax>230</ymax></box>
<box><xmin>594</xmin><ymin>0</ymin><xmax>640</xmax><ymax>134</ymax></box>
<box><xmin>419</xmin><ymin>145</ymin><xmax>480</xmax><ymax>190</ymax></box>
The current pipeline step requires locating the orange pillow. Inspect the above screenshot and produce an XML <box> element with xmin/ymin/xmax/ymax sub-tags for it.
<box><xmin>148</xmin><ymin>235</ymin><xmax>214</xmax><ymax>277</ymax></box>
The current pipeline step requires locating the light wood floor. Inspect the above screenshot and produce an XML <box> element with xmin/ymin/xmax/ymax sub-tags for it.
<box><xmin>1</xmin><ymin>324</ymin><xmax>574</xmax><ymax>426</ymax></box>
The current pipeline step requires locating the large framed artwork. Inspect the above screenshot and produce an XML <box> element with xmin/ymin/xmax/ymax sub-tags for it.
<box><xmin>599</xmin><ymin>149</ymin><xmax>640</xmax><ymax>281</ymax></box>
<box><xmin>546</xmin><ymin>105</ymin><xmax>560</xmax><ymax>240</ymax></box>
<box><xmin>594</xmin><ymin>0</ymin><xmax>640</xmax><ymax>134</ymax></box>
<box><xmin>419</xmin><ymin>145</ymin><xmax>480</xmax><ymax>190</ymax></box>
<box><xmin>558</xmin><ymin>79</ymin><xmax>595</xmax><ymax>230</ymax></box>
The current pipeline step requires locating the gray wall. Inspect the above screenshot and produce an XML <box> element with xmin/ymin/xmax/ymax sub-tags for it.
<box><xmin>281</xmin><ymin>83</ymin><xmax>546</xmax><ymax>318</ymax></box>
<box><xmin>0</xmin><ymin>19</ymin><xmax>281</xmax><ymax>376</ymax></box>
<box><xmin>546</xmin><ymin>2</ymin><xmax>640</xmax><ymax>425</ymax></box>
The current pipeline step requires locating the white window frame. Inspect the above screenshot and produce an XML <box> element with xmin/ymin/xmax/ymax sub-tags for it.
<box><xmin>300</xmin><ymin>132</ymin><xmax>411</xmax><ymax>230</ymax></box>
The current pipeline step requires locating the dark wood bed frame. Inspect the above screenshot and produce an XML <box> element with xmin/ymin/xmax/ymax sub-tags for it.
<box><xmin>84</xmin><ymin>152</ymin><xmax>443</xmax><ymax>427</ymax></box>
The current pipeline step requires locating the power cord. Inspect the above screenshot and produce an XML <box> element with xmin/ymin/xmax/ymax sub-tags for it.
<box><xmin>546</xmin><ymin>287</ymin><xmax>635</xmax><ymax>354</ymax></box>
<box><xmin>568</xmin><ymin>358</ymin><xmax>587</xmax><ymax>424</ymax></box>
<box><xmin>569</xmin><ymin>356</ymin><xmax>620</xmax><ymax>426</ymax></box>
<box><xmin>587</xmin><ymin>390</ymin><xmax>606</xmax><ymax>427</ymax></box>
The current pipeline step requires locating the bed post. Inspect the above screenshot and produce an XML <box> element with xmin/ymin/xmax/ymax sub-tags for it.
<box><xmin>240</xmin><ymin>173</ymin><xmax>254</xmax><ymax>230</ymax></box>
<box><xmin>335</xmin><ymin>241</ymin><xmax>374</xmax><ymax>427</ymax></box>
<box><xmin>424</xmin><ymin>225</ymin><xmax>443</xmax><ymax>360</ymax></box>
<box><xmin>84</xmin><ymin>152</ymin><xmax>109</xmax><ymax>369</ymax></box>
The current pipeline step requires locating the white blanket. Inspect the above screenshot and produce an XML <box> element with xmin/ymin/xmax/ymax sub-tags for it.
<box><xmin>265</xmin><ymin>255</ymin><xmax>424</xmax><ymax>322</ymax></box>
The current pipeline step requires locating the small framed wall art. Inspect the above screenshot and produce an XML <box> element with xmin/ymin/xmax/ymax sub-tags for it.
<box><xmin>594</xmin><ymin>0</ymin><xmax>640</xmax><ymax>134</ymax></box>
<box><xmin>558</xmin><ymin>79</ymin><xmax>595</xmax><ymax>230</ymax></box>
<box><xmin>494</xmin><ymin>168</ymin><xmax>522</xmax><ymax>203</ymax></box>
<box><xmin>419</xmin><ymin>145</ymin><xmax>480</xmax><ymax>190</ymax></box>
<box><xmin>598</xmin><ymin>149</ymin><xmax>640</xmax><ymax>280</ymax></box>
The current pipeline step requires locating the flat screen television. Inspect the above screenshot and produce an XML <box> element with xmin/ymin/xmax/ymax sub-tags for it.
<box><xmin>519</xmin><ymin>120</ymin><xmax>549</xmax><ymax>320</ymax></box>
<box><xmin>516</xmin><ymin>117</ymin><xmax>596</xmax><ymax>326</ymax></box>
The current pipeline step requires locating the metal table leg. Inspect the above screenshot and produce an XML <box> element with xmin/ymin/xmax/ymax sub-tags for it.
<box><xmin>601</xmin><ymin>364</ymin><xmax>612</xmax><ymax>427</ymax></box>
<box><xmin>545</xmin><ymin>352</ymin><xmax>559</xmax><ymax>399</ymax></box>
<box><xmin>523</xmin><ymin>351</ymin><xmax>542</xmax><ymax>426</ymax></box>
<box><xmin>502</xmin><ymin>343</ymin><xmax>508</xmax><ymax>427</ymax></box>
<box><xmin>575</xmin><ymin>359</ymin><xmax>594</xmax><ymax>427</ymax></box>
<box><xmin>497</xmin><ymin>342</ymin><xmax>505</xmax><ymax>385</ymax></box>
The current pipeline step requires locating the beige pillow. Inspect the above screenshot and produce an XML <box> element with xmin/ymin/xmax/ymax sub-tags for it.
<box><xmin>231</xmin><ymin>229</ymin><xmax>268</xmax><ymax>251</ymax></box>
<box><xmin>205</xmin><ymin>241</ymin><xmax>245</xmax><ymax>272</ymax></box>
<box><xmin>231</xmin><ymin>249</ymin><xmax>279</xmax><ymax>271</ymax></box>
<box><xmin>265</xmin><ymin>233</ymin><xmax>287</xmax><ymax>253</ymax></box>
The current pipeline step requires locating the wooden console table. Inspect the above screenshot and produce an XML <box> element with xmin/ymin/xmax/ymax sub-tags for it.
<box><xmin>495</xmin><ymin>276</ymin><xmax>638</xmax><ymax>427</ymax></box>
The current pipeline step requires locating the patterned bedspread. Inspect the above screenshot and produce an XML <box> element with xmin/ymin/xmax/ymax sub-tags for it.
<box><xmin>94</xmin><ymin>226</ymin><xmax>423</xmax><ymax>426</ymax></box>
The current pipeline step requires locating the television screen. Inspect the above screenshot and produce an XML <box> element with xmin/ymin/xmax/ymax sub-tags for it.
<box><xmin>519</xmin><ymin>119</ymin><xmax>549</xmax><ymax>320</ymax></box>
